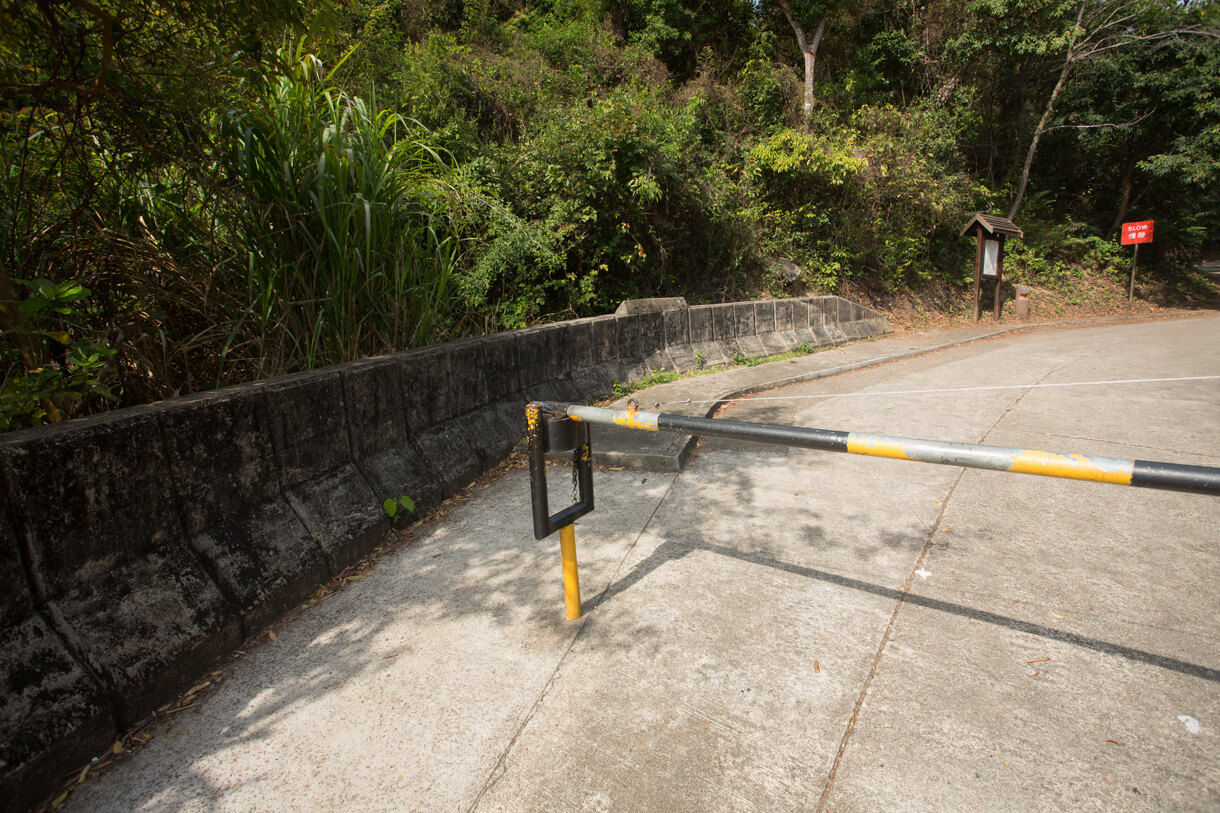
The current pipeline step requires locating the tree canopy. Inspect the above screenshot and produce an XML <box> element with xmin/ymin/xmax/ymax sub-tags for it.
<box><xmin>2</xmin><ymin>0</ymin><xmax>1217</xmax><ymax>429</ymax></box>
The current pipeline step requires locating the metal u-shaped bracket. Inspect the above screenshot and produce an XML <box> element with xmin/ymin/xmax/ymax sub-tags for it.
<box><xmin>526</xmin><ymin>403</ymin><xmax>595</xmax><ymax>619</ymax></box>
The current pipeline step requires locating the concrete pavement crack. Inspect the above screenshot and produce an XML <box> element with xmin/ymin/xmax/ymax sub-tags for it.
<box><xmin>976</xmin><ymin>349</ymin><xmax>1100</xmax><ymax>446</ymax></box>
<box><xmin>1042</xmin><ymin>432</ymin><xmax>1220</xmax><ymax>461</ymax></box>
<box><xmin>815</xmin><ymin>466</ymin><xmax>966</xmax><ymax>813</ymax></box>
<box><xmin>465</xmin><ymin>470</ymin><xmax>681</xmax><ymax>812</ymax></box>
<box><xmin>815</xmin><ymin>348</ymin><xmax>1099</xmax><ymax>811</ymax></box>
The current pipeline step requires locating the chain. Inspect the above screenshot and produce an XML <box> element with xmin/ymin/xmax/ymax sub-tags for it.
<box><xmin>571</xmin><ymin>445</ymin><xmax>580</xmax><ymax>503</ymax></box>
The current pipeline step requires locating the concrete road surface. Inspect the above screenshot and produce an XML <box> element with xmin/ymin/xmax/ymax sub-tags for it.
<box><xmin>64</xmin><ymin>315</ymin><xmax>1220</xmax><ymax>812</ymax></box>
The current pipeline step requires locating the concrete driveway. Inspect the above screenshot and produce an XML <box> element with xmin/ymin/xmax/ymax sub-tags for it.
<box><xmin>64</xmin><ymin>315</ymin><xmax>1220</xmax><ymax>812</ymax></box>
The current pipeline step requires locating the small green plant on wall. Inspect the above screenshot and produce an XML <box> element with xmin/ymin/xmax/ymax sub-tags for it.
<box><xmin>382</xmin><ymin>494</ymin><xmax>416</xmax><ymax>526</ymax></box>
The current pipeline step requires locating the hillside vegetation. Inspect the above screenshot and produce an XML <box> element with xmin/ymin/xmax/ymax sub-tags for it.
<box><xmin>2</xmin><ymin>0</ymin><xmax>1218</xmax><ymax>429</ymax></box>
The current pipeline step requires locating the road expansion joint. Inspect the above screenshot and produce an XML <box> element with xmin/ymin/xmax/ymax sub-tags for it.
<box><xmin>816</xmin><ymin>465</ymin><xmax>968</xmax><ymax>811</ymax></box>
<box><xmin>976</xmin><ymin>348</ymin><xmax>1101</xmax><ymax>446</ymax></box>
<box><xmin>815</xmin><ymin>348</ymin><xmax>1101</xmax><ymax>809</ymax></box>
<box><xmin>465</xmin><ymin>471</ymin><xmax>681</xmax><ymax>813</ymax></box>
<box><xmin>817</xmin><ymin>330</ymin><xmax>1220</xmax><ymax>809</ymax></box>
<box><xmin>1040</xmin><ymin>433</ymin><xmax>1220</xmax><ymax>461</ymax></box>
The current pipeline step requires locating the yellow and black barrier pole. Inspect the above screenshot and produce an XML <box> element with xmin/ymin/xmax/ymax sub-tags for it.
<box><xmin>526</xmin><ymin>403</ymin><xmax>594</xmax><ymax>619</ymax></box>
<box><xmin>546</xmin><ymin>400</ymin><xmax>1220</xmax><ymax>496</ymax></box>
<box><xmin>528</xmin><ymin>399</ymin><xmax>1219</xmax><ymax>617</ymax></box>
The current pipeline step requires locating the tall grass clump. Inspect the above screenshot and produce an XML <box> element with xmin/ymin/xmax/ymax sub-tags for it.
<box><xmin>220</xmin><ymin>41</ymin><xmax>459</xmax><ymax>373</ymax></box>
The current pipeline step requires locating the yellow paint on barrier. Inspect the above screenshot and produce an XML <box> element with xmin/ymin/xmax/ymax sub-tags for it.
<box><xmin>847</xmin><ymin>434</ymin><xmax>912</xmax><ymax>461</ymax></box>
<box><xmin>613</xmin><ymin>409</ymin><xmax>659</xmax><ymax>431</ymax></box>
<box><xmin>1007</xmin><ymin>450</ymin><xmax>1132</xmax><ymax>485</ymax></box>
<box><xmin>559</xmin><ymin>525</ymin><xmax>582</xmax><ymax>620</ymax></box>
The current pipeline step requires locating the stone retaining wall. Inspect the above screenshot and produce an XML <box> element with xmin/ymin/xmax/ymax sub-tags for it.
<box><xmin>0</xmin><ymin>295</ymin><xmax>887</xmax><ymax>809</ymax></box>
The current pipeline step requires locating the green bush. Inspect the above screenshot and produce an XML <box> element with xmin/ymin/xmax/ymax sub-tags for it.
<box><xmin>1</xmin><ymin>280</ymin><xmax>115</xmax><ymax>431</ymax></box>
<box><xmin>455</xmin><ymin>78</ymin><xmax>756</xmax><ymax>327</ymax></box>
<box><xmin>739</xmin><ymin>107</ymin><xmax>973</xmax><ymax>291</ymax></box>
<box><xmin>1006</xmin><ymin>221</ymin><xmax>1131</xmax><ymax>286</ymax></box>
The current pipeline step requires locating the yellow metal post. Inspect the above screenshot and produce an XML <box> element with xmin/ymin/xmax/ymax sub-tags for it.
<box><xmin>559</xmin><ymin>524</ymin><xmax>582</xmax><ymax>620</ymax></box>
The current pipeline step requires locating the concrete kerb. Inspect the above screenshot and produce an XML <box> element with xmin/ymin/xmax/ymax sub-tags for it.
<box><xmin>395</xmin><ymin>339</ymin><xmax>511</xmax><ymax>501</ymax></box>
<box><xmin>513</xmin><ymin>324</ymin><xmax>566</xmax><ymax>392</ymax></box>
<box><xmin>482</xmin><ymin>332</ymin><xmax>522</xmax><ymax>401</ymax></box>
<box><xmin>688</xmin><ymin>304</ymin><xmax>730</xmax><ymax>368</ymax></box>
<box><xmin>396</xmin><ymin>345</ymin><xmax>445</xmax><ymax>431</ymax></box>
<box><xmin>640</xmin><ymin>313</ymin><xmax>677</xmax><ymax>375</ymax></box>
<box><xmin>772</xmin><ymin>299</ymin><xmax>800</xmax><ymax>351</ymax></box>
<box><xmin>616</xmin><ymin>312</ymin><xmax>665</xmax><ymax>381</ymax></box>
<box><xmin>585</xmin><ymin>306</ymin><xmax>889</xmax><ymax>470</ymax></box>
<box><xmin>341</xmin><ymin>355</ymin><xmax>443</xmax><ymax>516</ymax></box>
<box><xmin>557</xmin><ymin>319</ymin><xmax>615</xmax><ymax>401</ymax></box>
<box><xmin>755</xmin><ymin>301</ymin><xmax>791</xmax><ymax>355</ymax></box>
<box><xmin>710</xmin><ymin>302</ymin><xmax>735</xmax><ymax>346</ymax></box>
<box><xmin>458</xmin><ymin>404</ymin><xmax>519</xmax><ymax>472</ymax></box>
<box><xmin>574</xmin><ymin>315</ymin><xmax>626</xmax><ymax>391</ymax></box>
<box><xmin>790</xmin><ymin>298</ymin><xmax>817</xmax><ymax>346</ymax></box>
<box><xmin>822</xmin><ymin>295</ymin><xmax>844</xmax><ymax>325</ymax></box>
<box><xmin>663</xmin><ymin>309</ymin><xmax>700</xmax><ymax>373</ymax></box>
<box><xmin>385</xmin><ymin>335</ymin><xmax>521</xmax><ymax>490</ymax></box>
<box><xmin>494</xmin><ymin>395</ymin><xmax>529</xmax><ymax>438</ymax></box>
<box><xmin>614</xmin><ymin>296</ymin><xmax>688</xmax><ymax>315</ymax></box>
<box><xmin>0</xmin><ymin>483</ymin><xmax>113</xmax><ymax>813</ymax></box>
<box><xmin>438</xmin><ymin>339</ymin><xmax>492</xmax><ymax>422</ymax></box>
<box><xmin>732</xmin><ymin>302</ymin><xmax>768</xmax><ymax>358</ymax></box>
<box><xmin>559</xmin><ymin>319</ymin><xmax>595</xmax><ymax>374</ymax></box>
<box><xmin>413</xmin><ymin>421</ymin><xmax>483</xmax><ymax>497</ymax></box>
<box><xmin>663</xmin><ymin>305</ymin><xmax>690</xmax><ymax>347</ymax></box>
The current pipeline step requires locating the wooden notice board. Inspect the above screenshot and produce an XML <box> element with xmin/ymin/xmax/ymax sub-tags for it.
<box><xmin>961</xmin><ymin>214</ymin><xmax>1022</xmax><ymax>321</ymax></box>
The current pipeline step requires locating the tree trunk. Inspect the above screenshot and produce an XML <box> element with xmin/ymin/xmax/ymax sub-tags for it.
<box><xmin>1109</xmin><ymin>152</ymin><xmax>1136</xmax><ymax>233</ymax></box>
<box><xmin>777</xmin><ymin>0</ymin><xmax>825</xmax><ymax>128</ymax></box>
<box><xmin>1008</xmin><ymin>56</ymin><xmax>1073</xmax><ymax>220</ymax></box>
<box><xmin>804</xmin><ymin>17</ymin><xmax>825</xmax><ymax>122</ymax></box>
<box><xmin>1006</xmin><ymin>66</ymin><xmax>1030</xmax><ymax>182</ymax></box>
<box><xmin>1008</xmin><ymin>2</ymin><xmax>1085</xmax><ymax>221</ymax></box>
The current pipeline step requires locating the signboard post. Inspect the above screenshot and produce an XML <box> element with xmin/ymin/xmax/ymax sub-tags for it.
<box><xmin>1121</xmin><ymin>220</ymin><xmax>1154</xmax><ymax>302</ymax></box>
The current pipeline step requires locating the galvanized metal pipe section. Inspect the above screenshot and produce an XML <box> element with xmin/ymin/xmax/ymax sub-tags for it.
<box><xmin>560</xmin><ymin>403</ymin><xmax>1220</xmax><ymax>496</ymax></box>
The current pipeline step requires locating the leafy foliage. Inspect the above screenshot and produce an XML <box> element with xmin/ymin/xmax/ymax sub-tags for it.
<box><xmin>0</xmin><ymin>279</ymin><xmax>115</xmax><ymax>431</ymax></box>
<box><xmin>741</xmin><ymin>106</ymin><xmax>974</xmax><ymax>289</ymax></box>
<box><xmin>216</xmin><ymin>41</ymin><xmax>459</xmax><ymax>373</ymax></box>
<box><xmin>454</xmin><ymin>75</ymin><xmax>758</xmax><ymax>326</ymax></box>
<box><xmin>2</xmin><ymin>0</ymin><xmax>1216</xmax><ymax>431</ymax></box>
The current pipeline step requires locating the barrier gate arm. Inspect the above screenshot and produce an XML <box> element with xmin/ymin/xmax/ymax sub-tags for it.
<box><xmin>528</xmin><ymin>400</ymin><xmax>1220</xmax><ymax>618</ymax></box>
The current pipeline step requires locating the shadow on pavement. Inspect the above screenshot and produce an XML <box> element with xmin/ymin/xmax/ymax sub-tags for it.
<box><xmin>590</xmin><ymin>536</ymin><xmax>1220</xmax><ymax>683</ymax></box>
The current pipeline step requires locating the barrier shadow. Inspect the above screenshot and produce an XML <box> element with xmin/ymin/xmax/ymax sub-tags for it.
<box><xmin>587</xmin><ymin>536</ymin><xmax>1220</xmax><ymax>683</ymax></box>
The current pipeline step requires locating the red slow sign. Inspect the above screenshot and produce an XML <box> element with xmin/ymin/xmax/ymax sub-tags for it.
<box><xmin>1121</xmin><ymin>220</ymin><xmax>1154</xmax><ymax>245</ymax></box>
